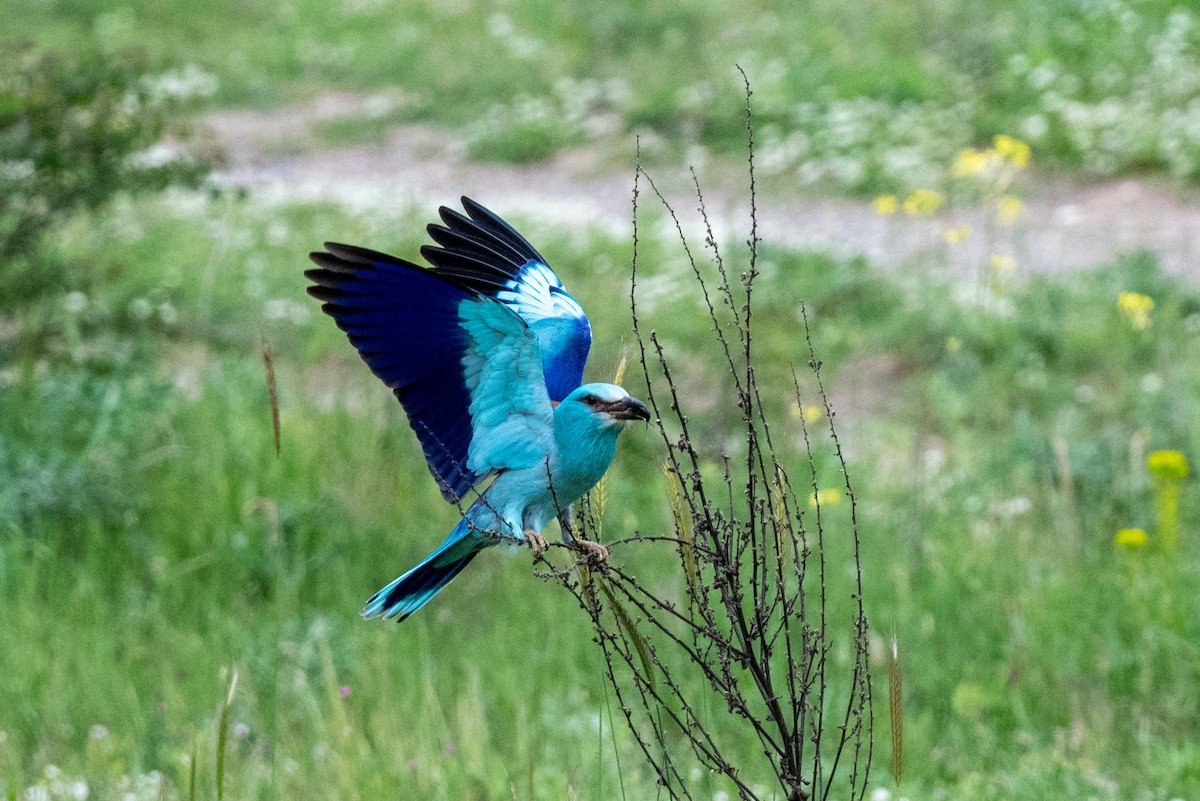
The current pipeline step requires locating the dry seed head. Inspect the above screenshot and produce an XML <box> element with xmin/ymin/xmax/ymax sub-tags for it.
<box><xmin>661</xmin><ymin>462</ymin><xmax>699</xmax><ymax>596</ymax></box>
<box><xmin>613</xmin><ymin>353</ymin><xmax>628</xmax><ymax>387</ymax></box>
<box><xmin>888</xmin><ymin>638</ymin><xmax>903</xmax><ymax>787</ymax></box>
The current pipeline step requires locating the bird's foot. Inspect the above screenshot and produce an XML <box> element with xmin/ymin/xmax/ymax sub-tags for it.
<box><xmin>523</xmin><ymin>530</ymin><xmax>548</xmax><ymax>560</ymax></box>
<box><xmin>572</xmin><ymin>538</ymin><xmax>609</xmax><ymax>564</ymax></box>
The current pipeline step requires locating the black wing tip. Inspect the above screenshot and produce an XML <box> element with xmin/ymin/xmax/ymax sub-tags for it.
<box><xmin>436</xmin><ymin>205</ymin><xmax>472</xmax><ymax>231</ymax></box>
<box><xmin>460</xmin><ymin>195</ymin><xmax>486</xmax><ymax>217</ymax></box>
<box><xmin>418</xmin><ymin>243</ymin><xmax>446</xmax><ymax>264</ymax></box>
<box><xmin>308</xmin><ymin>243</ymin><xmax>390</xmax><ymax>275</ymax></box>
<box><xmin>322</xmin><ymin>241</ymin><xmax>405</xmax><ymax>265</ymax></box>
<box><xmin>459</xmin><ymin>196</ymin><xmax>518</xmax><ymax>237</ymax></box>
<box><xmin>305</xmin><ymin>283</ymin><xmax>343</xmax><ymax>303</ymax></box>
<box><xmin>308</xmin><ymin>252</ymin><xmax>359</xmax><ymax>275</ymax></box>
<box><xmin>431</xmin><ymin>198</ymin><xmax>547</xmax><ymax>269</ymax></box>
<box><xmin>309</xmin><ymin>242</ymin><xmax>474</xmax><ymax>286</ymax></box>
<box><xmin>439</xmin><ymin>198</ymin><xmax>502</xmax><ymax>235</ymax></box>
<box><xmin>418</xmin><ymin>241</ymin><xmax>509</xmax><ymax>273</ymax></box>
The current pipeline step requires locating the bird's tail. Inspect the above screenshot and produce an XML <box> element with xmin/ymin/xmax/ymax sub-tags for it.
<box><xmin>362</xmin><ymin>518</ymin><xmax>485</xmax><ymax>621</ymax></box>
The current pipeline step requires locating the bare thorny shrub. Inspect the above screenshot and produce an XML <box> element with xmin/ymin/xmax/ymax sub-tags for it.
<box><xmin>543</xmin><ymin>74</ymin><xmax>874</xmax><ymax>801</ymax></box>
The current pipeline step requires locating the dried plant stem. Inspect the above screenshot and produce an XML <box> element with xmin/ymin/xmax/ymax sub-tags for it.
<box><xmin>216</xmin><ymin>667</ymin><xmax>238</xmax><ymax>801</ymax></box>
<box><xmin>548</xmin><ymin>73</ymin><xmax>873</xmax><ymax>801</ymax></box>
<box><xmin>261</xmin><ymin>337</ymin><xmax>280</xmax><ymax>456</ymax></box>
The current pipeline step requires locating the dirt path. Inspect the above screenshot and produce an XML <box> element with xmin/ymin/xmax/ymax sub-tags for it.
<box><xmin>202</xmin><ymin>95</ymin><xmax>1200</xmax><ymax>281</ymax></box>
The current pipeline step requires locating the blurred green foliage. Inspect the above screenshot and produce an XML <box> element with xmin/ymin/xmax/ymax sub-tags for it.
<box><xmin>0</xmin><ymin>47</ymin><xmax>209</xmax><ymax>306</ymax></box>
<box><xmin>0</xmin><ymin>2</ymin><xmax>1198</xmax><ymax>798</ymax></box>
<box><xmin>0</xmin><ymin>191</ymin><xmax>1197</xmax><ymax>799</ymax></box>
<box><xmin>10</xmin><ymin>0</ymin><xmax>1200</xmax><ymax>184</ymax></box>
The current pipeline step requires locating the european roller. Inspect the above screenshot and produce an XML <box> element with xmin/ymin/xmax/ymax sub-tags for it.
<box><xmin>306</xmin><ymin>197</ymin><xmax>649</xmax><ymax>622</ymax></box>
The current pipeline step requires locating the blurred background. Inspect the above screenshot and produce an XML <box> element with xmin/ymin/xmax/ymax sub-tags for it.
<box><xmin>1</xmin><ymin>0</ymin><xmax>1198</xmax><ymax>798</ymax></box>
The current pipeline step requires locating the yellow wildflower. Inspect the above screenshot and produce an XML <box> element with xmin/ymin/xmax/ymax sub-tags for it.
<box><xmin>997</xmin><ymin>195</ymin><xmax>1023</xmax><ymax>224</ymax></box>
<box><xmin>903</xmin><ymin>189</ymin><xmax>944</xmax><ymax>215</ymax></box>
<box><xmin>946</xmin><ymin>336</ymin><xmax>962</xmax><ymax>353</ymax></box>
<box><xmin>989</xmin><ymin>254</ymin><xmax>1016</xmax><ymax>273</ymax></box>
<box><xmin>950</xmin><ymin>683</ymin><xmax>988</xmax><ymax>719</ymax></box>
<box><xmin>952</xmin><ymin>148</ymin><xmax>991</xmax><ymax>178</ymax></box>
<box><xmin>993</xmin><ymin>134</ymin><xmax>1031</xmax><ymax>167</ymax></box>
<box><xmin>790</xmin><ymin>401</ymin><xmax>823</xmax><ymax>422</ymax></box>
<box><xmin>944</xmin><ymin>224</ymin><xmax>972</xmax><ymax>244</ymax></box>
<box><xmin>873</xmin><ymin>195</ymin><xmax>898</xmax><ymax>215</ymax></box>
<box><xmin>1147</xmin><ymin>450</ymin><xmax>1189</xmax><ymax>480</ymax></box>
<box><xmin>1117</xmin><ymin>292</ymin><xmax>1154</xmax><ymax>330</ymax></box>
<box><xmin>1148</xmin><ymin>450</ymin><xmax>1187</xmax><ymax>553</ymax></box>
<box><xmin>1114</xmin><ymin>528</ymin><xmax>1148</xmax><ymax>549</ymax></box>
<box><xmin>808</xmin><ymin>488</ymin><xmax>843</xmax><ymax>508</ymax></box>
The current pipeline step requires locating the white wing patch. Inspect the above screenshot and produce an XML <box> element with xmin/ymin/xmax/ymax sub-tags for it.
<box><xmin>494</xmin><ymin>261</ymin><xmax>586</xmax><ymax>324</ymax></box>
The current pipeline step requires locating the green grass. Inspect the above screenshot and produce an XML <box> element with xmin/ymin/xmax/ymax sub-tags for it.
<box><xmin>9</xmin><ymin>0</ymin><xmax>1200</xmax><ymax>184</ymax></box>
<box><xmin>1</xmin><ymin>192</ymin><xmax>1198</xmax><ymax>799</ymax></box>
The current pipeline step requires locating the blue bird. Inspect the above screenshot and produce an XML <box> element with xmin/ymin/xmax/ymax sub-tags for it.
<box><xmin>306</xmin><ymin>197</ymin><xmax>650</xmax><ymax>621</ymax></box>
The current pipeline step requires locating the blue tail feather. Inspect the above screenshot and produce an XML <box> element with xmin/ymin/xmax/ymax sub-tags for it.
<box><xmin>362</xmin><ymin>521</ymin><xmax>483</xmax><ymax>622</ymax></box>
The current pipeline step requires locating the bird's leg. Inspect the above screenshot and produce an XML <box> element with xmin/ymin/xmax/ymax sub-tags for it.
<box><xmin>556</xmin><ymin>506</ymin><xmax>607</xmax><ymax>562</ymax></box>
<box><xmin>523</xmin><ymin>529</ymin><xmax>548</xmax><ymax>560</ymax></box>
<box><xmin>571</xmin><ymin>538</ymin><xmax>609</xmax><ymax>564</ymax></box>
<box><xmin>558</xmin><ymin>509</ymin><xmax>576</xmax><ymax>544</ymax></box>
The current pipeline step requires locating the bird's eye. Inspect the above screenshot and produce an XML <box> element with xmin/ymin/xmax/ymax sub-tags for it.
<box><xmin>583</xmin><ymin>394</ymin><xmax>598</xmax><ymax>405</ymax></box>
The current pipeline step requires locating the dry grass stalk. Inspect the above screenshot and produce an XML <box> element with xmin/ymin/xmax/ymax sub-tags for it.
<box><xmin>888</xmin><ymin>638</ymin><xmax>903</xmax><ymax>787</ymax></box>
<box><xmin>261</xmin><ymin>337</ymin><xmax>280</xmax><ymax>456</ymax></box>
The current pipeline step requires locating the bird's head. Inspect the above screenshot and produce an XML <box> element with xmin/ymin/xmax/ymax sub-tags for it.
<box><xmin>559</xmin><ymin>383</ymin><xmax>651</xmax><ymax>429</ymax></box>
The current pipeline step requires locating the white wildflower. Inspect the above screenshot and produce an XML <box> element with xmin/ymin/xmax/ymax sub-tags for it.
<box><xmin>63</xmin><ymin>291</ymin><xmax>88</xmax><ymax>314</ymax></box>
<box><xmin>24</xmin><ymin>786</ymin><xmax>50</xmax><ymax>801</ymax></box>
<box><xmin>486</xmin><ymin>12</ymin><xmax>513</xmax><ymax>37</ymax></box>
<box><xmin>129</xmin><ymin>143</ymin><xmax>184</xmax><ymax>170</ymax></box>
<box><xmin>0</xmin><ymin>160</ymin><xmax>34</xmax><ymax>181</ymax></box>
<box><xmin>128</xmin><ymin>298</ymin><xmax>152</xmax><ymax>320</ymax></box>
<box><xmin>363</xmin><ymin>94</ymin><xmax>393</xmax><ymax>119</ymax></box>
<box><xmin>144</xmin><ymin>64</ymin><xmax>218</xmax><ymax>102</ymax></box>
<box><xmin>1020</xmin><ymin>114</ymin><xmax>1049</xmax><ymax>140</ymax></box>
<box><xmin>990</xmin><ymin>497</ymin><xmax>1033</xmax><ymax>519</ymax></box>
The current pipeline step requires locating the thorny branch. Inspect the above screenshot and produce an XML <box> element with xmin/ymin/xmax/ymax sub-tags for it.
<box><xmin>544</xmin><ymin>72</ymin><xmax>873</xmax><ymax>801</ymax></box>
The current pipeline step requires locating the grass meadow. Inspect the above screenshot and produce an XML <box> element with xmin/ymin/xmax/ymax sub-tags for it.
<box><xmin>15</xmin><ymin>0</ymin><xmax>1200</xmax><ymax>186</ymax></box>
<box><xmin>3</xmin><ymin>1</ymin><xmax>1200</xmax><ymax>799</ymax></box>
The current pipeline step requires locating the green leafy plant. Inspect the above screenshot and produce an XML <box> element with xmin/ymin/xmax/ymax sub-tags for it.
<box><xmin>0</xmin><ymin>47</ymin><xmax>210</xmax><ymax>302</ymax></box>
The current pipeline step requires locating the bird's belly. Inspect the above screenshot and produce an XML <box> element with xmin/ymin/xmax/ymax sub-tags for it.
<box><xmin>481</xmin><ymin>466</ymin><xmax>589</xmax><ymax>534</ymax></box>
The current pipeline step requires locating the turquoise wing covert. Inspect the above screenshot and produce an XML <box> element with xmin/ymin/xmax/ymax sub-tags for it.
<box><xmin>458</xmin><ymin>296</ymin><xmax>555</xmax><ymax>475</ymax></box>
<box><xmin>306</xmin><ymin>242</ymin><xmax>555</xmax><ymax>502</ymax></box>
<box><xmin>422</xmin><ymin>197</ymin><xmax>592</xmax><ymax>402</ymax></box>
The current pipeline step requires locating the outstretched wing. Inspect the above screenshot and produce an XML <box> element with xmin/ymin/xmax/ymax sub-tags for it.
<box><xmin>421</xmin><ymin>197</ymin><xmax>592</xmax><ymax>402</ymax></box>
<box><xmin>306</xmin><ymin>243</ymin><xmax>555</xmax><ymax>503</ymax></box>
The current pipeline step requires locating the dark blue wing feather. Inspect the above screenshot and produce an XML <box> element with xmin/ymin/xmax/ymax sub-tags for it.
<box><xmin>421</xmin><ymin>197</ymin><xmax>592</xmax><ymax>401</ymax></box>
<box><xmin>306</xmin><ymin>243</ymin><xmax>484</xmax><ymax>502</ymax></box>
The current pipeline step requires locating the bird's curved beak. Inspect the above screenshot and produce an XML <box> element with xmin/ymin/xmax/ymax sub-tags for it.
<box><xmin>604</xmin><ymin>396</ymin><xmax>651</xmax><ymax>422</ymax></box>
